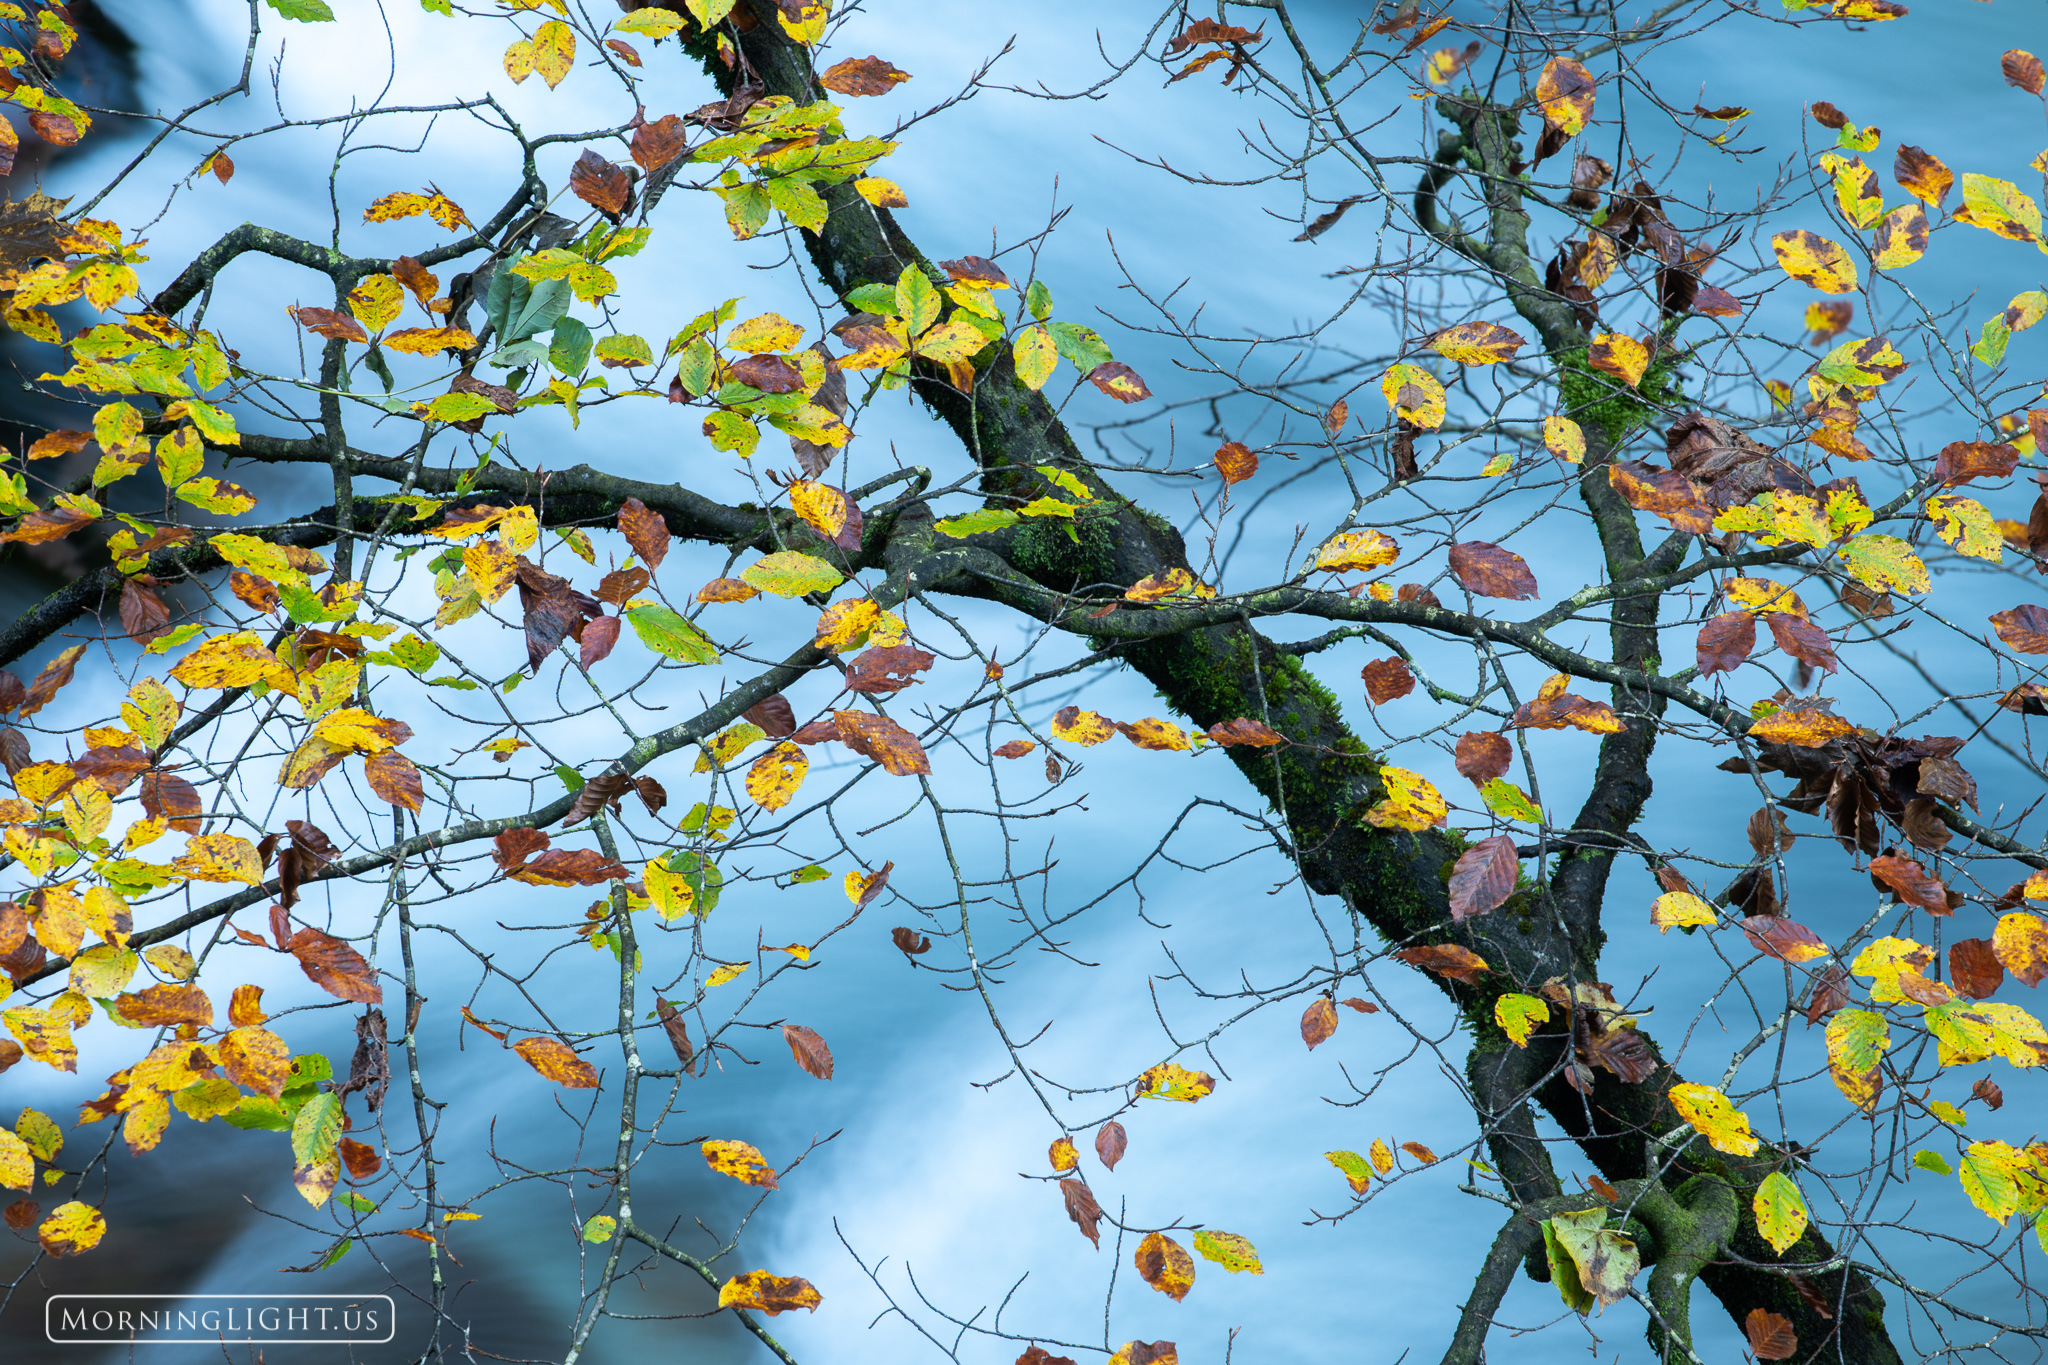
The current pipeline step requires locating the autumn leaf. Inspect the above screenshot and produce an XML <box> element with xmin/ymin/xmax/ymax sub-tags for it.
<box><xmin>1300</xmin><ymin>995</ymin><xmax>1338</xmax><ymax>1049</ymax></box>
<box><xmin>1365</xmin><ymin>765</ymin><xmax>1447</xmax><ymax>830</ymax></box>
<box><xmin>1447</xmin><ymin>541</ymin><xmax>1537</xmax><ymax>600</ymax></box>
<box><xmin>1746</xmin><ymin>1309</ymin><xmax>1798</xmax><ymax>1361</ymax></box>
<box><xmin>1392</xmin><ymin>944</ymin><xmax>1489</xmax><ymax>984</ymax></box>
<box><xmin>1772</xmin><ymin>230</ymin><xmax>1859</xmax><ymax>293</ymax></box>
<box><xmin>514</xmin><ymin>1037</ymin><xmax>600</xmax><ymax>1089</ymax></box>
<box><xmin>718</xmin><ymin>1270</ymin><xmax>822</xmax><ymax>1316</ymax></box>
<box><xmin>704</xmin><ymin>1139</ymin><xmax>778</xmax><ymax>1188</ymax></box>
<box><xmin>1447</xmin><ymin>835</ymin><xmax>1518</xmax><ymax>922</ymax></box>
<box><xmin>783</xmin><ymin>1024</ymin><xmax>834</xmax><ymax>1079</ymax></box>
<box><xmin>1134</xmin><ymin>1231</ymin><xmax>1194</xmax><ymax>1300</ymax></box>
<box><xmin>1136</xmin><ymin>1061</ymin><xmax>1215</xmax><ymax>1102</ymax></box>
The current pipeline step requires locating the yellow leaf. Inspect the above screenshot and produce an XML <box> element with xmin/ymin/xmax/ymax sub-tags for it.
<box><xmin>1312</xmin><ymin>530</ymin><xmax>1399</xmax><ymax>573</ymax></box>
<box><xmin>745</xmin><ymin>742</ymin><xmax>808</xmax><ymax>812</ymax></box>
<box><xmin>1753</xmin><ymin>1171</ymin><xmax>1809</xmax><ymax>1253</ymax></box>
<box><xmin>813</xmin><ymin>598</ymin><xmax>879</xmax><ymax>651</ymax></box>
<box><xmin>1668</xmin><ymin>1082</ymin><xmax>1760</xmax><ymax>1155</ymax></box>
<box><xmin>37</xmin><ymin>1200</ymin><xmax>105</xmax><ymax>1256</ymax></box>
<box><xmin>169</xmin><ymin>631</ymin><xmax>297</xmax><ymax>692</ymax></box>
<box><xmin>464</xmin><ymin>539</ymin><xmax>515</xmax><ymax>603</ymax></box>
<box><xmin>1587</xmin><ymin>333</ymin><xmax>1649</xmax><ymax>387</ymax></box>
<box><xmin>1051</xmin><ymin>707</ymin><xmax>1116</xmax><ymax>746</ymax></box>
<box><xmin>643</xmin><ymin>856</ymin><xmax>697</xmax><ymax>921</ymax></box>
<box><xmin>1365</xmin><ymin>765</ymin><xmax>1447</xmax><ymax>831</ymax></box>
<box><xmin>530</xmin><ymin>19</ymin><xmax>577</xmax><ymax>88</ymax></box>
<box><xmin>1958</xmin><ymin>1140</ymin><xmax>2029</xmax><ymax>1223</ymax></box>
<box><xmin>1136</xmin><ymin>1060</ymin><xmax>1215</xmax><ymax>1102</ymax></box>
<box><xmin>1926</xmin><ymin>495</ymin><xmax>2004</xmax><ymax>563</ymax></box>
<box><xmin>1544</xmin><ymin>415</ymin><xmax>1585</xmax><ymax>463</ymax></box>
<box><xmin>728</xmin><ymin>313</ymin><xmax>804</xmax><ymax>354</ymax></box>
<box><xmin>1494</xmin><ymin>992</ymin><xmax>1550</xmax><ymax>1047</ymax></box>
<box><xmin>1650</xmin><ymin>891</ymin><xmax>1716</xmax><ymax>932</ymax></box>
<box><xmin>1380</xmin><ymin>363</ymin><xmax>1445</xmax><ymax>429</ymax></box>
<box><xmin>1772</xmin><ymin>229</ymin><xmax>1860</xmax><ymax>293</ymax></box>
<box><xmin>706</xmin><ymin>962</ymin><xmax>748</xmax><ymax>988</ymax></box>
<box><xmin>347</xmin><ymin>274</ymin><xmax>403</xmax><ymax>331</ymax></box>
<box><xmin>1012</xmin><ymin>326</ymin><xmax>1057</xmax><ymax>390</ymax></box>
<box><xmin>1369</xmin><ymin>1138</ymin><xmax>1394</xmax><ymax>1173</ymax></box>
<box><xmin>171</xmin><ymin>833</ymin><xmax>263</xmax><ymax>886</ymax></box>
<box><xmin>703</xmin><ymin>1138</ymin><xmax>779</xmax><ymax>1187</ymax></box>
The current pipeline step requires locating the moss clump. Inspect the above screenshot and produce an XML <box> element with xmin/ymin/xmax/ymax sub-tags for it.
<box><xmin>1010</xmin><ymin>513</ymin><xmax>1116</xmax><ymax>590</ymax></box>
<box><xmin>1555</xmin><ymin>345</ymin><xmax>1686</xmax><ymax>445</ymax></box>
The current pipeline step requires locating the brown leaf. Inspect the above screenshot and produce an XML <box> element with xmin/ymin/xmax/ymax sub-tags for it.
<box><xmin>1205</xmin><ymin>717</ymin><xmax>1285</xmax><ymax>747</ymax></box>
<box><xmin>1933</xmin><ymin>441</ymin><xmax>2018</xmax><ymax>485</ymax></box>
<box><xmin>629</xmin><ymin>114</ymin><xmax>686</xmax><ymax>175</ymax></box>
<box><xmin>1991</xmin><ymin>604</ymin><xmax>2048</xmax><ymax>653</ymax></box>
<box><xmin>115</xmin><ymin>983</ymin><xmax>213</xmax><ymax>1028</ymax></box>
<box><xmin>746</xmin><ymin>696</ymin><xmax>798</xmax><ymax>738</ymax></box>
<box><xmin>1293</xmin><ymin>195</ymin><xmax>1360</xmax><ymax>242</ymax></box>
<box><xmin>1972</xmin><ymin>1075</ymin><xmax>2004</xmax><ymax>1110</ymax></box>
<box><xmin>1454</xmin><ymin>732</ymin><xmax>1512</xmax><ymax>786</ymax></box>
<box><xmin>729</xmin><ymin>355</ymin><xmax>803</xmax><ymax>394</ymax></box>
<box><xmin>1392</xmin><ymin>944</ymin><xmax>1490</xmax><ymax>984</ymax></box>
<box><xmin>1094</xmin><ymin>1121</ymin><xmax>1127</xmax><ymax>1171</ymax></box>
<box><xmin>391</xmin><ymin>254</ymin><xmax>438</xmax><ymax>307</ymax></box>
<box><xmin>2002</xmin><ymin>48</ymin><xmax>2045</xmax><ymax>95</ymax></box>
<box><xmin>514</xmin><ymin>1036</ymin><xmax>600</xmax><ymax>1089</ymax></box>
<box><xmin>1134</xmin><ymin>1231</ymin><xmax>1195</xmax><ymax>1301</ymax></box>
<box><xmin>1448</xmin><ymin>835</ymin><xmax>1519</xmax><ymax>922</ymax></box>
<box><xmin>844</xmin><ymin>644</ymin><xmax>936</xmax><ymax>695</ymax></box>
<box><xmin>1745</xmin><ymin>1308</ymin><xmax>1797</xmax><ymax>1361</ymax></box>
<box><xmin>618</xmin><ymin>497</ymin><xmax>670</xmax><ymax>570</ymax></box>
<box><xmin>656</xmin><ymin>999</ymin><xmax>696</xmax><ymax>1076</ymax></box>
<box><xmin>1916</xmin><ymin>755</ymin><xmax>1977</xmax><ymax>811</ymax></box>
<box><xmin>1213</xmin><ymin>441</ymin><xmax>1257</xmax><ymax>486</ymax></box>
<box><xmin>1742</xmin><ymin>915</ymin><xmax>1828</xmax><ymax>963</ymax></box>
<box><xmin>569</xmin><ymin>149</ymin><xmax>631</xmax><ymax>217</ymax></box>
<box><xmin>1361</xmin><ymin>657</ymin><xmax>1415</xmax><ymax>704</ymax></box>
<box><xmin>833</xmin><ymin>710</ymin><xmax>931</xmax><ymax>775</ymax></box>
<box><xmin>1950</xmin><ymin>938</ymin><xmax>2004</xmax><ymax>999</ymax></box>
<box><xmin>1746</xmin><ymin>807</ymin><xmax>1794</xmax><ymax>857</ymax></box>
<box><xmin>782</xmin><ymin>1023</ymin><xmax>833</xmax><ymax>1079</ymax></box>
<box><xmin>4</xmin><ymin>1199</ymin><xmax>39</xmax><ymax>1230</ymax></box>
<box><xmin>1809</xmin><ymin>101</ymin><xmax>1848</xmax><ymax>129</ymax></box>
<box><xmin>1060</xmin><ymin>1177</ymin><xmax>1102</xmax><ymax>1248</ymax></box>
<box><xmin>891</xmin><ymin>925</ymin><xmax>931</xmax><ymax>955</ymax></box>
<box><xmin>579</xmin><ymin>615</ymin><xmax>621</xmax><ymax>670</ymax></box>
<box><xmin>1446</xmin><ymin>541</ymin><xmax>1538</xmax><ymax>600</ymax></box>
<box><xmin>230</xmin><ymin>569</ymin><xmax>280</xmax><ymax>615</ymax></box>
<box><xmin>1606</xmin><ymin>461</ymin><xmax>1713</xmax><ymax>534</ymax></box>
<box><xmin>563</xmin><ymin>772</ymin><xmax>637</xmax><ymax>826</ymax></box>
<box><xmin>364</xmin><ymin>751</ymin><xmax>424</xmax><ymax>812</ymax></box>
<box><xmin>993</xmin><ymin>739</ymin><xmax>1036</xmax><ymax>759</ymax></box>
<box><xmin>596</xmin><ymin>567</ymin><xmax>650</xmax><ymax>605</ymax></box>
<box><xmin>1767</xmin><ymin>613</ymin><xmax>1837</xmax><ymax>673</ymax></box>
<box><xmin>1900</xmin><ymin>796</ymin><xmax>1952</xmax><ymax>851</ymax></box>
<box><xmin>287</xmin><ymin>927</ymin><xmax>384</xmax><ymax>1004</ymax></box>
<box><xmin>1300</xmin><ymin>996</ymin><xmax>1338</xmax><ymax>1049</ymax></box>
<box><xmin>510</xmin><ymin>848</ymin><xmax>629</xmax><ymax>886</ymax></box>
<box><xmin>295</xmin><ymin>307</ymin><xmax>369</xmax><ymax>343</ymax></box>
<box><xmin>338</xmin><ymin>1136</ymin><xmax>381</xmax><ymax>1181</ymax></box>
<box><xmin>1870</xmin><ymin>852</ymin><xmax>1950</xmax><ymax>914</ymax></box>
<box><xmin>818</xmin><ymin>55</ymin><xmax>912</xmax><ymax>96</ymax></box>
<box><xmin>1581</xmin><ymin>1023</ymin><xmax>1656</xmax><ymax>1084</ymax></box>
<box><xmin>1696</xmin><ymin>611</ymin><xmax>1756</xmax><ymax>675</ymax></box>
<box><xmin>939</xmin><ymin>256</ymin><xmax>1011</xmax><ymax>289</ymax></box>
<box><xmin>19</xmin><ymin>645</ymin><xmax>84</xmax><ymax>719</ymax></box>
<box><xmin>1086</xmin><ymin>362</ymin><xmax>1151</xmax><ymax>403</ymax></box>
<box><xmin>1340</xmin><ymin>997</ymin><xmax>1379</xmax><ymax>1014</ymax></box>
<box><xmin>119</xmin><ymin>579</ymin><xmax>171</xmax><ymax>643</ymax></box>
<box><xmin>493</xmin><ymin>827</ymin><xmax>549</xmax><ymax>871</ymax></box>
<box><xmin>1804</xmin><ymin>962</ymin><xmax>1849</xmax><ymax>1025</ymax></box>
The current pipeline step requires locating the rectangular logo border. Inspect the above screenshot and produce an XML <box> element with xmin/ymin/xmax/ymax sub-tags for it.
<box><xmin>45</xmin><ymin>1293</ymin><xmax>396</xmax><ymax>1345</ymax></box>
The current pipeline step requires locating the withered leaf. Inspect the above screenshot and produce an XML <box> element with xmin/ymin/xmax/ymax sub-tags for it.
<box><xmin>1696</xmin><ymin>611</ymin><xmax>1756</xmax><ymax>675</ymax></box>
<box><xmin>1300</xmin><ymin>996</ymin><xmax>1338</xmax><ymax>1049</ymax></box>
<box><xmin>1361</xmin><ymin>657</ymin><xmax>1415</xmax><ymax>704</ymax></box>
<box><xmin>287</xmin><ymin>927</ymin><xmax>384</xmax><ymax>1005</ymax></box>
<box><xmin>891</xmin><ymin>925</ymin><xmax>931</xmax><ymax>956</ymax></box>
<box><xmin>1446</xmin><ymin>541</ymin><xmax>1538</xmax><ymax>600</ymax></box>
<box><xmin>656</xmin><ymin>998</ymin><xmax>695</xmax><ymax>1076</ymax></box>
<box><xmin>618</xmin><ymin>497</ymin><xmax>670</xmax><ymax>571</ymax></box>
<box><xmin>568</xmin><ymin>149</ymin><xmax>631</xmax><ymax>217</ymax></box>
<box><xmin>1949</xmin><ymin>938</ymin><xmax>2004</xmax><ymax>999</ymax></box>
<box><xmin>746</xmin><ymin>695</ymin><xmax>798</xmax><ymax>738</ymax></box>
<box><xmin>782</xmin><ymin>1024</ymin><xmax>833</xmax><ymax>1080</ymax></box>
<box><xmin>1060</xmin><ymin>1177</ymin><xmax>1102</xmax><ymax>1248</ymax></box>
<box><xmin>1454</xmin><ymin>731</ymin><xmax>1512</xmax><ymax>786</ymax></box>
<box><xmin>1447</xmin><ymin>835</ymin><xmax>1518</xmax><ymax>922</ymax></box>
<box><xmin>1095</xmin><ymin>1121</ymin><xmax>1127</xmax><ymax>1171</ymax></box>
<box><xmin>844</xmin><ymin>644</ymin><xmax>935</xmax><ymax>695</ymax></box>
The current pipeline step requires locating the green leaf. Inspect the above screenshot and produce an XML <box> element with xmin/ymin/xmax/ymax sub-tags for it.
<box><xmin>935</xmin><ymin>509</ymin><xmax>1021</xmax><ymax>538</ymax></box>
<box><xmin>222</xmin><ymin>1096</ymin><xmax>293</xmax><ymax>1131</ymax></box>
<box><xmin>314</xmin><ymin>1237</ymin><xmax>353</xmax><ymax>1269</ymax></box>
<box><xmin>669</xmin><ymin>850</ymin><xmax>724</xmax><ymax>915</ymax></box>
<box><xmin>703</xmin><ymin>409</ymin><xmax>760</xmax><ymax>456</ymax></box>
<box><xmin>555</xmin><ymin>764</ymin><xmax>585</xmax><ymax>792</ymax></box>
<box><xmin>1025</xmin><ymin>278</ymin><xmax>1053</xmax><ymax>320</ymax></box>
<box><xmin>1959</xmin><ymin>1141</ymin><xmax>2027</xmax><ymax>1223</ymax></box>
<box><xmin>845</xmin><ymin>283</ymin><xmax>898</xmax><ymax>314</ymax></box>
<box><xmin>894</xmin><ymin>266</ymin><xmax>940</xmax><ymax>335</ymax></box>
<box><xmin>685</xmin><ymin>0</ymin><xmax>735</xmax><ymax>25</ymax></box>
<box><xmin>595</xmin><ymin>334</ymin><xmax>653</xmax><ymax>369</ymax></box>
<box><xmin>145</xmin><ymin>622</ymin><xmax>205</xmax><ymax>654</ymax></box>
<box><xmin>264</xmin><ymin>0</ymin><xmax>335</xmax><ymax>20</ymax></box>
<box><xmin>582</xmin><ymin>1214</ymin><xmax>617</xmax><ymax>1243</ymax></box>
<box><xmin>550</xmin><ymin>317</ymin><xmax>593</xmax><ymax>377</ymax></box>
<box><xmin>1914</xmin><ymin>1149</ymin><xmax>1953</xmax><ymax>1174</ymax></box>
<box><xmin>716</xmin><ymin>182</ymin><xmax>773</xmax><ymax>240</ymax></box>
<box><xmin>1481</xmin><ymin>778</ymin><xmax>1542</xmax><ymax>824</ymax></box>
<box><xmin>739</xmin><ymin>551</ymin><xmax>845</xmax><ymax>597</ymax></box>
<box><xmin>787</xmin><ymin>864</ymin><xmax>830</xmax><ymax>885</ymax></box>
<box><xmin>1837</xmin><ymin>534</ymin><xmax>1929</xmax><ymax>595</ymax></box>
<box><xmin>1046</xmin><ymin>321</ymin><xmax>1114</xmax><ymax>374</ymax></box>
<box><xmin>290</xmin><ymin>1093</ymin><xmax>342</xmax><ymax>1169</ymax></box>
<box><xmin>423</xmin><ymin>392</ymin><xmax>500</xmax><ymax>423</ymax></box>
<box><xmin>336</xmin><ymin>1191</ymin><xmax>377</xmax><ymax>1214</ymax></box>
<box><xmin>1034</xmin><ymin>465</ymin><xmax>1093</xmax><ymax>502</ymax></box>
<box><xmin>767</xmin><ymin>177</ymin><xmax>828</xmax><ymax>233</ymax></box>
<box><xmin>420</xmin><ymin>0</ymin><xmax>453</xmax><ymax>13</ymax></box>
<box><xmin>1539</xmin><ymin>1216</ymin><xmax>1596</xmax><ymax>1315</ymax></box>
<box><xmin>1929</xmin><ymin>1099</ymin><xmax>1968</xmax><ymax>1127</ymax></box>
<box><xmin>1543</xmin><ymin>1206</ymin><xmax>1639</xmax><ymax>1312</ymax></box>
<box><xmin>626</xmin><ymin>604</ymin><xmax>721</xmax><ymax>664</ymax></box>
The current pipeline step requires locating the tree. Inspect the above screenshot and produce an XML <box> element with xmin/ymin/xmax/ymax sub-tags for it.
<box><xmin>1</xmin><ymin>0</ymin><xmax>2046</xmax><ymax>1362</ymax></box>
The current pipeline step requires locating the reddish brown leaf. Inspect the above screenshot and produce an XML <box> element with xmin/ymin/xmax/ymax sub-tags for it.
<box><xmin>1767</xmin><ymin>613</ymin><xmax>1837</xmax><ymax>673</ymax></box>
<box><xmin>1448</xmin><ymin>835</ymin><xmax>1519</xmax><ymax>922</ymax></box>
<box><xmin>493</xmin><ymin>827</ymin><xmax>549</xmax><ymax>871</ymax></box>
<box><xmin>1340</xmin><ymin>997</ymin><xmax>1378</xmax><ymax>1013</ymax></box>
<box><xmin>1934</xmin><ymin>441</ymin><xmax>2018</xmax><ymax>485</ymax></box>
<box><xmin>844</xmin><ymin>644</ymin><xmax>936</xmax><ymax>695</ymax></box>
<box><xmin>1804</xmin><ymin>963</ymin><xmax>1849</xmax><ymax>1025</ymax></box>
<box><xmin>364</xmin><ymin>751</ymin><xmax>424</xmax><ymax>812</ymax></box>
<box><xmin>18</xmin><ymin>645</ymin><xmax>84</xmax><ymax>719</ymax></box>
<box><xmin>618</xmin><ymin>497</ymin><xmax>670</xmax><ymax>571</ymax></box>
<box><xmin>891</xmin><ymin>926</ymin><xmax>931</xmax><ymax>955</ymax></box>
<box><xmin>993</xmin><ymin>740</ymin><xmax>1036</xmax><ymax>759</ymax></box>
<box><xmin>1094</xmin><ymin>1121</ymin><xmax>1127</xmax><ymax>1171</ymax></box>
<box><xmin>119</xmin><ymin>578</ymin><xmax>172</xmax><ymax>643</ymax></box>
<box><xmin>596</xmin><ymin>567</ymin><xmax>650</xmax><ymax>605</ymax></box>
<box><xmin>833</xmin><ymin>710</ymin><xmax>931</xmax><ymax>775</ymax></box>
<box><xmin>510</xmin><ymin>849</ymin><xmax>629</xmax><ymax>886</ymax></box>
<box><xmin>2002</xmin><ymin>49</ymin><xmax>2045</xmax><ymax>95</ymax></box>
<box><xmin>393</xmin><ymin>255</ymin><xmax>438</xmax><ymax>307</ymax></box>
<box><xmin>1060</xmin><ymin>1177</ymin><xmax>1102</xmax><ymax>1248</ymax></box>
<box><xmin>338</xmin><ymin>1137</ymin><xmax>382</xmax><ymax>1181</ymax></box>
<box><xmin>1447</xmin><ymin>541</ymin><xmax>1538</xmax><ymax>600</ymax></box>
<box><xmin>1991</xmin><ymin>604</ymin><xmax>2048</xmax><ymax>653</ymax></box>
<box><xmin>579</xmin><ymin>615</ymin><xmax>621</xmax><ymax>669</ymax></box>
<box><xmin>1870</xmin><ymin>852</ymin><xmax>1950</xmax><ymax>914</ymax></box>
<box><xmin>140</xmin><ymin>770</ymin><xmax>202</xmax><ymax>833</ymax></box>
<box><xmin>1695</xmin><ymin>611</ymin><xmax>1756</xmax><ymax>675</ymax></box>
<box><xmin>1361</xmin><ymin>657</ymin><xmax>1415</xmax><ymax>704</ymax></box>
<box><xmin>1972</xmin><ymin>1075</ymin><xmax>2004</xmax><ymax>1110</ymax></box>
<box><xmin>1742</xmin><ymin>915</ymin><xmax>1828</xmax><ymax>963</ymax></box>
<box><xmin>115</xmin><ymin>983</ymin><xmax>213</xmax><ymax>1028</ymax></box>
<box><xmin>296</xmin><ymin>307</ymin><xmax>369</xmax><ymax>343</ymax></box>
<box><xmin>1745</xmin><ymin>1308</ymin><xmax>1797</xmax><ymax>1361</ymax></box>
<box><xmin>1606</xmin><ymin>461</ymin><xmax>1713</xmax><ymax>534</ymax></box>
<box><xmin>1454</xmin><ymin>732</ymin><xmax>1512</xmax><ymax>786</ymax></box>
<box><xmin>629</xmin><ymin>114</ymin><xmax>686</xmax><ymax>175</ymax></box>
<box><xmin>1950</xmin><ymin>939</ymin><xmax>2004</xmax><ymax>999</ymax></box>
<box><xmin>569</xmin><ymin>149</ymin><xmax>631</xmax><ymax>216</ymax></box>
<box><xmin>1300</xmin><ymin>996</ymin><xmax>1338</xmax><ymax>1049</ymax></box>
<box><xmin>1392</xmin><ymin>944</ymin><xmax>1490</xmax><ymax>984</ymax></box>
<box><xmin>818</xmin><ymin>55</ymin><xmax>912</xmax><ymax>97</ymax></box>
<box><xmin>745</xmin><ymin>695</ymin><xmax>798</xmax><ymax>738</ymax></box>
<box><xmin>656</xmin><ymin>999</ymin><xmax>696</xmax><ymax>1076</ymax></box>
<box><xmin>1916</xmin><ymin>755</ymin><xmax>1978</xmax><ymax>811</ymax></box>
<box><xmin>514</xmin><ymin>1036</ymin><xmax>600</xmax><ymax>1089</ymax></box>
<box><xmin>1900</xmin><ymin>797</ymin><xmax>1952</xmax><ymax>852</ymax></box>
<box><xmin>287</xmin><ymin>927</ymin><xmax>384</xmax><ymax>1004</ymax></box>
<box><xmin>1214</xmin><ymin>441</ymin><xmax>1258</xmax><ymax>486</ymax></box>
<box><xmin>1085</xmin><ymin>362</ymin><xmax>1151</xmax><ymax>403</ymax></box>
<box><xmin>729</xmin><ymin>355</ymin><xmax>803</xmax><ymax>394</ymax></box>
<box><xmin>562</xmin><ymin>773</ymin><xmax>636</xmax><ymax>826</ymax></box>
<box><xmin>782</xmin><ymin>1024</ymin><xmax>834</xmax><ymax>1080</ymax></box>
<box><xmin>1206</xmin><ymin>717</ymin><xmax>1285</xmax><ymax>747</ymax></box>
<box><xmin>4</xmin><ymin>1199</ymin><xmax>39</xmax><ymax>1230</ymax></box>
